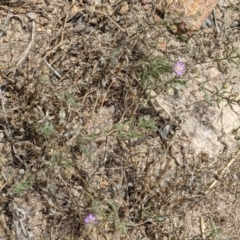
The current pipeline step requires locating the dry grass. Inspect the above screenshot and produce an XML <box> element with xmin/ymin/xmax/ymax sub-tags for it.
<box><xmin>0</xmin><ymin>0</ymin><xmax>240</xmax><ymax>239</ymax></box>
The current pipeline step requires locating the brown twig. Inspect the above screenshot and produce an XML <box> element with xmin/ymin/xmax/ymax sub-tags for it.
<box><xmin>41</xmin><ymin>14</ymin><xmax>68</xmax><ymax>61</ymax></box>
<box><xmin>205</xmin><ymin>148</ymin><xmax>240</xmax><ymax>194</ymax></box>
<box><xmin>94</xmin><ymin>10</ymin><xmax>125</xmax><ymax>32</ymax></box>
<box><xmin>17</xmin><ymin>21</ymin><xmax>35</xmax><ymax>66</ymax></box>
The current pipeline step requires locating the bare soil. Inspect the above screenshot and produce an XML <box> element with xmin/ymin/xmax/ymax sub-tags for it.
<box><xmin>0</xmin><ymin>0</ymin><xmax>240</xmax><ymax>239</ymax></box>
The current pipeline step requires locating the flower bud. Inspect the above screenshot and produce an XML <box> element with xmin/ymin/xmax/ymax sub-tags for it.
<box><xmin>167</xmin><ymin>86</ymin><xmax>174</xmax><ymax>96</ymax></box>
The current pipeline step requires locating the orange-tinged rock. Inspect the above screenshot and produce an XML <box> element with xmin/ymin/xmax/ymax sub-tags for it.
<box><xmin>157</xmin><ymin>0</ymin><xmax>218</xmax><ymax>34</ymax></box>
<box><xmin>71</xmin><ymin>4</ymin><xmax>79</xmax><ymax>15</ymax></box>
<box><xmin>119</xmin><ymin>2</ymin><xmax>129</xmax><ymax>15</ymax></box>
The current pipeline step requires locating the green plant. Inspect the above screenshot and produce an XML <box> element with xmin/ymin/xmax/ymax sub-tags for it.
<box><xmin>40</xmin><ymin>121</ymin><xmax>56</xmax><ymax>137</ymax></box>
<box><xmin>115</xmin><ymin>122</ymin><xmax>142</xmax><ymax>140</ymax></box>
<box><xmin>115</xmin><ymin>115</ymin><xmax>157</xmax><ymax>140</ymax></box>
<box><xmin>139</xmin><ymin>56</ymin><xmax>173</xmax><ymax>89</ymax></box>
<box><xmin>84</xmin><ymin>194</ymin><xmax>129</xmax><ymax>238</ymax></box>
<box><xmin>197</xmin><ymin>79</ymin><xmax>239</xmax><ymax>113</ymax></box>
<box><xmin>138</xmin><ymin>115</ymin><xmax>158</xmax><ymax>131</ymax></box>
<box><xmin>66</xmin><ymin>92</ymin><xmax>77</xmax><ymax>112</ymax></box>
<box><xmin>208</xmin><ymin>220</ymin><xmax>224</xmax><ymax>239</ymax></box>
<box><xmin>212</xmin><ymin>46</ymin><xmax>240</xmax><ymax>65</ymax></box>
<box><xmin>12</xmin><ymin>175</ymin><xmax>34</xmax><ymax>197</ymax></box>
<box><xmin>231</xmin><ymin>125</ymin><xmax>240</xmax><ymax>140</ymax></box>
<box><xmin>77</xmin><ymin>132</ymin><xmax>100</xmax><ymax>144</ymax></box>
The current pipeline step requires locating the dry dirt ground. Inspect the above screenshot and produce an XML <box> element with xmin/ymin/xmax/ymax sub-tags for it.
<box><xmin>0</xmin><ymin>0</ymin><xmax>240</xmax><ymax>239</ymax></box>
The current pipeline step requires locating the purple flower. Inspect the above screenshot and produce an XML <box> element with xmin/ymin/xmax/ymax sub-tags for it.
<box><xmin>173</xmin><ymin>61</ymin><xmax>186</xmax><ymax>76</ymax></box>
<box><xmin>84</xmin><ymin>213</ymin><xmax>97</xmax><ymax>224</ymax></box>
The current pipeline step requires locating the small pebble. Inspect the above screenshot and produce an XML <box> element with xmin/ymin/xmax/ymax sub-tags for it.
<box><xmin>19</xmin><ymin>169</ymin><xmax>25</xmax><ymax>175</ymax></box>
<box><xmin>26</xmin><ymin>12</ymin><xmax>37</xmax><ymax>20</ymax></box>
<box><xmin>143</xmin><ymin>4</ymin><xmax>150</xmax><ymax>11</ymax></box>
<box><xmin>46</xmin><ymin>29</ymin><xmax>52</xmax><ymax>35</ymax></box>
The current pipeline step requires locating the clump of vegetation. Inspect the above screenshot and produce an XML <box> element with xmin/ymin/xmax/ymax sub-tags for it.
<box><xmin>0</xmin><ymin>1</ymin><xmax>239</xmax><ymax>239</ymax></box>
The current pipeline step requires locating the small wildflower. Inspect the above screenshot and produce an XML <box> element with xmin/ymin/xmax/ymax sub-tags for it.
<box><xmin>84</xmin><ymin>213</ymin><xmax>97</xmax><ymax>224</ymax></box>
<box><xmin>173</xmin><ymin>61</ymin><xmax>186</xmax><ymax>76</ymax></box>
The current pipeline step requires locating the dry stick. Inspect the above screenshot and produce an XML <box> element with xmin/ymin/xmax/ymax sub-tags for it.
<box><xmin>0</xmin><ymin>89</ymin><xmax>23</xmax><ymax>164</ymax></box>
<box><xmin>0</xmin><ymin>88</ymin><xmax>12</xmax><ymax>140</ymax></box>
<box><xmin>94</xmin><ymin>10</ymin><xmax>125</xmax><ymax>32</ymax></box>
<box><xmin>44</xmin><ymin>59</ymin><xmax>62</xmax><ymax>79</ymax></box>
<box><xmin>205</xmin><ymin>148</ymin><xmax>240</xmax><ymax>195</ymax></box>
<box><xmin>41</xmin><ymin>14</ymin><xmax>68</xmax><ymax>61</ymax></box>
<box><xmin>82</xmin><ymin>90</ymin><xmax>96</xmax><ymax>103</ymax></box>
<box><xmin>42</xmin><ymin>42</ymin><xmax>63</xmax><ymax>62</ymax></box>
<box><xmin>200</xmin><ymin>216</ymin><xmax>206</xmax><ymax>240</ymax></box>
<box><xmin>100</xmin><ymin>79</ymin><xmax>116</xmax><ymax>109</ymax></box>
<box><xmin>68</xmin><ymin>7</ymin><xmax>123</xmax><ymax>32</ymax></box>
<box><xmin>92</xmin><ymin>90</ymin><xmax>100</xmax><ymax>115</ymax></box>
<box><xmin>0</xmin><ymin>14</ymin><xmax>24</xmax><ymax>38</ymax></box>
<box><xmin>213</xmin><ymin>8</ymin><xmax>220</xmax><ymax>34</ymax></box>
<box><xmin>157</xmin><ymin>122</ymin><xmax>182</xmax><ymax>168</ymax></box>
<box><xmin>16</xmin><ymin>21</ymin><xmax>35</xmax><ymax>66</ymax></box>
<box><xmin>148</xmin><ymin>89</ymin><xmax>173</xmax><ymax>119</ymax></box>
<box><xmin>0</xmin><ymin>13</ymin><xmax>11</xmax><ymax>38</ymax></box>
<box><xmin>128</xmin><ymin>220</ymin><xmax>151</xmax><ymax>228</ymax></box>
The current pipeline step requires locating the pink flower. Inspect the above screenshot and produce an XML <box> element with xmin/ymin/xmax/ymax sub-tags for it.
<box><xmin>173</xmin><ymin>61</ymin><xmax>186</xmax><ymax>76</ymax></box>
<box><xmin>84</xmin><ymin>213</ymin><xmax>97</xmax><ymax>224</ymax></box>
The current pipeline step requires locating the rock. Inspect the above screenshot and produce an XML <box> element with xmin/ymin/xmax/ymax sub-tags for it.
<box><xmin>71</xmin><ymin>5</ymin><xmax>79</xmax><ymax>15</ymax></box>
<box><xmin>119</xmin><ymin>2</ymin><xmax>129</xmax><ymax>15</ymax></box>
<box><xmin>26</xmin><ymin>12</ymin><xmax>37</xmax><ymax>20</ymax></box>
<box><xmin>71</xmin><ymin>188</ymin><xmax>80</xmax><ymax>197</ymax></box>
<box><xmin>153</xmin><ymin>64</ymin><xmax>240</xmax><ymax>160</ymax></box>
<box><xmin>143</xmin><ymin>4</ymin><xmax>150</xmax><ymax>11</ymax></box>
<box><xmin>156</xmin><ymin>0</ymin><xmax>218</xmax><ymax>34</ymax></box>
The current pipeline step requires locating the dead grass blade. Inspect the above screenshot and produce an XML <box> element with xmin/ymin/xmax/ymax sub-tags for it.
<box><xmin>17</xmin><ymin>21</ymin><xmax>35</xmax><ymax>66</ymax></box>
<box><xmin>205</xmin><ymin>148</ymin><xmax>240</xmax><ymax>194</ymax></box>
